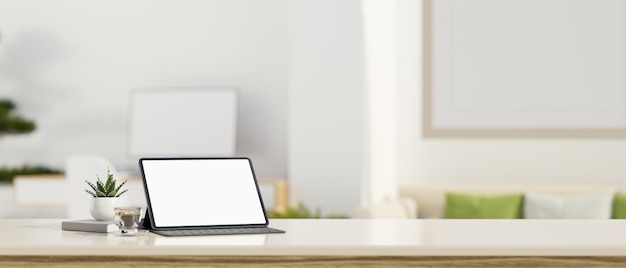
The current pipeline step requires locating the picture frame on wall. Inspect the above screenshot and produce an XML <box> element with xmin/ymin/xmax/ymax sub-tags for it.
<box><xmin>423</xmin><ymin>0</ymin><xmax>626</xmax><ymax>138</ymax></box>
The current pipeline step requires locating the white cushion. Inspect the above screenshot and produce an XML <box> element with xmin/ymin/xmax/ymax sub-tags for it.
<box><xmin>524</xmin><ymin>192</ymin><xmax>613</xmax><ymax>219</ymax></box>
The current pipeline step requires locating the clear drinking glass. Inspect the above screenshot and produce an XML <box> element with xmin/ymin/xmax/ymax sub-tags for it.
<box><xmin>113</xmin><ymin>206</ymin><xmax>142</xmax><ymax>235</ymax></box>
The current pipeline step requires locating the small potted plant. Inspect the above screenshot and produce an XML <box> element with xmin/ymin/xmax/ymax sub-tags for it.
<box><xmin>85</xmin><ymin>168</ymin><xmax>128</xmax><ymax>221</ymax></box>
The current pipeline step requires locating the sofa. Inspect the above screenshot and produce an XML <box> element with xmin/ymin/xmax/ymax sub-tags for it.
<box><xmin>354</xmin><ymin>183</ymin><xmax>625</xmax><ymax>219</ymax></box>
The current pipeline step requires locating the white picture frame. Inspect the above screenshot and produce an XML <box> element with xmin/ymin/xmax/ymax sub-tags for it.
<box><xmin>423</xmin><ymin>0</ymin><xmax>626</xmax><ymax>138</ymax></box>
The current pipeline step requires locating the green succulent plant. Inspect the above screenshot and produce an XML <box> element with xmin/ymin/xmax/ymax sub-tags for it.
<box><xmin>85</xmin><ymin>168</ymin><xmax>128</xmax><ymax>197</ymax></box>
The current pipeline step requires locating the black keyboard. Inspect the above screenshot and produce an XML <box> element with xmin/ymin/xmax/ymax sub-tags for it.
<box><xmin>151</xmin><ymin>227</ymin><xmax>285</xmax><ymax>236</ymax></box>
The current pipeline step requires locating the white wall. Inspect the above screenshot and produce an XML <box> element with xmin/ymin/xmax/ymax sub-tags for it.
<box><xmin>0</xmin><ymin>0</ymin><xmax>367</xmax><ymax>216</ymax></box>
<box><xmin>0</xmin><ymin>0</ymin><xmax>288</xmax><ymax>178</ymax></box>
<box><xmin>394</xmin><ymin>0</ymin><xmax>626</xmax><ymax>187</ymax></box>
<box><xmin>6</xmin><ymin>0</ymin><xmax>621</xmax><ymax>218</ymax></box>
<box><xmin>288</xmin><ymin>0</ymin><xmax>365</xmax><ymax>215</ymax></box>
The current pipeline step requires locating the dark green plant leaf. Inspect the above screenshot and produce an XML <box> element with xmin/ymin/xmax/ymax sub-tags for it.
<box><xmin>84</xmin><ymin>168</ymin><xmax>128</xmax><ymax>197</ymax></box>
<box><xmin>0</xmin><ymin>99</ymin><xmax>36</xmax><ymax>135</ymax></box>
<box><xmin>0</xmin><ymin>165</ymin><xmax>61</xmax><ymax>183</ymax></box>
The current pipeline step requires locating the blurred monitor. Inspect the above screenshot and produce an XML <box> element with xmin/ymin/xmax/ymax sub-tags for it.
<box><xmin>128</xmin><ymin>87</ymin><xmax>237</xmax><ymax>157</ymax></box>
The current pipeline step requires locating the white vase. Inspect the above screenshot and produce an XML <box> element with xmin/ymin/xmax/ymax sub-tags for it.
<box><xmin>90</xmin><ymin>197</ymin><xmax>123</xmax><ymax>221</ymax></box>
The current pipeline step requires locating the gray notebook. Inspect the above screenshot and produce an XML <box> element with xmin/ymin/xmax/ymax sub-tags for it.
<box><xmin>139</xmin><ymin>157</ymin><xmax>285</xmax><ymax>236</ymax></box>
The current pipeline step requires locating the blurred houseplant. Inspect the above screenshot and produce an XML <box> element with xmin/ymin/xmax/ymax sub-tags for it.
<box><xmin>0</xmin><ymin>35</ymin><xmax>55</xmax><ymax>182</ymax></box>
<box><xmin>0</xmin><ymin>100</ymin><xmax>56</xmax><ymax>183</ymax></box>
<box><xmin>0</xmin><ymin>39</ymin><xmax>35</xmax><ymax>134</ymax></box>
<box><xmin>0</xmin><ymin>100</ymin><xmax>36</xmax><ymax>135</ymax></box>
<box><xmin>266</xmin><ymin>203</ymin><xmax>348</xmax><ymax>219</ymax></box>
<box><xmin>0</xmin><ymin>166</ymin><xmax>61</xmax><ymax>183</ymax></box>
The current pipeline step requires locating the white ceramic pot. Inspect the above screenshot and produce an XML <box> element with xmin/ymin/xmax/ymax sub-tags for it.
<box><xmin>90</xmin><ymin>197</ymin><xmax>123</xmax><ymax>221</ymax></box>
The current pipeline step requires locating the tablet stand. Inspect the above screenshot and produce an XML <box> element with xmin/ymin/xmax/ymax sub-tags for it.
<box><xmin>141</xmin><ymin>208</ymin><xmax>153</xmax><ymax>230</ymax></box>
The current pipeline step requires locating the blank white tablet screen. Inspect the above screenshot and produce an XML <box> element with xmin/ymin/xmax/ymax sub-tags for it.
<box><xmin>141</xmin><ymin>158</ymin><xmax>267</xmax><ymax>227</ymax></box>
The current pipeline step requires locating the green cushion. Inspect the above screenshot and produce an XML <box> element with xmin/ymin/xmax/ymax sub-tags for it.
<box><xmin>613</xmin><ymin>194</ymin><xmax>626</xmax><ymax>219</ymax></box>
<box><xmin>444</xmin><ymin>192</ymin><xmax>524</xmax><ymax>219</ymax></box>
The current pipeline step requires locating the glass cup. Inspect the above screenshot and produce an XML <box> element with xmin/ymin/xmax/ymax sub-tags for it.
<box><xmin>113</xmin><ymin>206</ymin><xmax>142</xmax><ymax>235</ymax></box>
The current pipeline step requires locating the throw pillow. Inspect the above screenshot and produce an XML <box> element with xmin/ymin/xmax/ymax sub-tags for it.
<box><xmin>524</xmin><ymin>192</ymin><xmax>613</xmax><ymax>219</ymax></box>
<box><xmin>444</xmin><ymin>192</ymin><xmax>524</xmax><ymax>219</ymax></box>
<box><xmin>613</xmin><ymin>194</ymin><xmax>626</xmax><ymax>219</ymax></box>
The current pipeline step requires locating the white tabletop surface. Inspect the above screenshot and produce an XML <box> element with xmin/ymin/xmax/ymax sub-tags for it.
<box><xmin>1</xmin><ymin>219</ymin><xmax>626</xmax><ymax>256</ymax></box>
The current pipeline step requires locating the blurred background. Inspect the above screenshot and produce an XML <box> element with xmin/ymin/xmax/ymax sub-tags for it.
<box><xmin>2</xmin><ymin>0</ymin><xmax>626</xmax><ymax>219</ymax></box>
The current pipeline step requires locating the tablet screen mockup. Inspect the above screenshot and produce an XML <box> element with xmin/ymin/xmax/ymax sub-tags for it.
<box><xmin>139</xmin><ymin>158</ymin><xmax>268</xmax><ymax>229</ymax></box>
